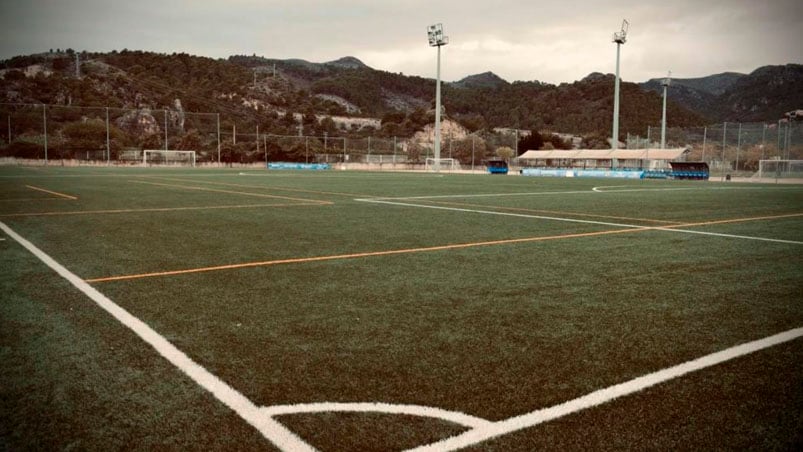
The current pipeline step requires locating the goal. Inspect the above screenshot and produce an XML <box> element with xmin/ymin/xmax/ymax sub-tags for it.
<box><xmin>425</xmin><ymin>158</ymin><xmax>461</xmax><ymax>172</ymax></box>
<box><xmin>754</xmin><ymin>159</ymin><xmax>803</xmax><ymax>180</ymax></box>
<box><xmin>143</xmin><ymin>150</ymin><xmax>196</xmax><ymax>167</ymax></box>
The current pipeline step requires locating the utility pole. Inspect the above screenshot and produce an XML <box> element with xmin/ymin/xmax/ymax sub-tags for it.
<box><xmin>75</xmin><ymin>53</ymin><xmax>80</xmax><ymax>78</ymax></box>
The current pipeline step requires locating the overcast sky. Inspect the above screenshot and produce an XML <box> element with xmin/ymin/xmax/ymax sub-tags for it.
<box><xmin>1</xmin><ymin>0</ymin><xmax>800</xmax><ymax>84</ymax></box>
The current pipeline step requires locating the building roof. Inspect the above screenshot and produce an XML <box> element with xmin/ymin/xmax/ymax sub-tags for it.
<box><xmin>518</xmin><ymin>148</ymin><xmax>688</xmax><ymax>161</ymax></box>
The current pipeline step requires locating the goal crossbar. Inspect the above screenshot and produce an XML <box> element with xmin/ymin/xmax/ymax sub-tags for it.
<box><xmin>143</xmin><ymin>150</ymin><xmax>196</xmax><ymax>167</ymax></box>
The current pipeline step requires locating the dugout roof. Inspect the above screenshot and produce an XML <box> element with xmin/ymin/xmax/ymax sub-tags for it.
<box><xmin>518</xmin><ymin>148</ymin><xmax>688</xmax><ymax>161</ymax></box>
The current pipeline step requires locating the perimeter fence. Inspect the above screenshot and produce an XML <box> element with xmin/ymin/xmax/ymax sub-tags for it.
<box><xmin>2</xmin><ymin>102</ymin><xmax>800</xmax><ymax>175</ymax></box>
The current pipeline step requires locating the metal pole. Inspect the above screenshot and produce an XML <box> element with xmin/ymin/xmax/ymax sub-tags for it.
<box><xmin>721</xmin><ymin>122</ymin><xmax>727</xmax><ymax>181</ymax></box>
<box><xmin>393</xmin><ymin>136</ymin><xmax>396</xmax><ymax>163</ymax></box>
<box><xmin>105</xmin><ymin>107</ymin><xmax>110</xmax><ymax>162</ymax></box>
<box><xmin>434</xmin><ymin>44</ymin><xmax>442</xmax><ymax>170</ymax></box>
<box><xmin>305</xmin><ymin>136</ymin><xmax>308</xmax><ymax>163</ymax></box>
<box><xmin>264</xmin><ymin>134</ymin><xmax>267</xmax><ymax>165</ymax></box>
<box><xmin>701</xmin><ymin>126</ymin><xmax>707</xmax><ymax>163</ymax></box>
<box><xmin>232</xmin><ymin>124</ymin><xmax>236</xmax><ymax>145</ymax></box>
<box><xmin>735</xmin><ymin>123</ymin><xmax>742</xmax><ymax>172</ymax></box>
<box><xmin>256</xmin><ymin>125</ymin><xmax>259</xmax><ymax>155</ymax></box>
<box><xmin>761</xmin><ymin>124</ymin><xmax>766</xmax><ymax>161</ymax></box>
<box><xmin>42</xmin><ymin>104</ymin><xmax>47</xmax><ymax>163</ymax></box>
<box><xmin>471</xmin><ymin>136</ymin><xmax>475</xmax><ymax>172</ymax></box>
<box><xmin>164</xmin><ymin>109</ymin><xmax>168</xmax><ymax>150</ymax></box>
<box><xmin>343</xmin><ymin>137</ymin><xmax>346</xmax><ymax>164</ymax></box>
<box><xmin>612</xmin><ymin>42</ymin><xmax>622</xmax><ymax>150</ymax></box>
<box><xmin>216</xmin><ymin>113</ymin><xmax>221</xmax><ymax>164</ymax></box>
<box><xmin>777</xmin><ymin>119</ymin><xmax>782</xmax><ymax>157</ymax></box>
<box><xmin>7</xmin><ymin>115</ymin><xmax>11</xmax><ymax>144</ymax></box>
<box><xmin>661</xmin><ymin>83</ymin><xmax>668</xmax><ymax>149</ymax></box>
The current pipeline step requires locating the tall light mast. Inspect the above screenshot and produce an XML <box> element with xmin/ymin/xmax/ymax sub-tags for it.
<box><xmin>428</xmin><ymin>23</ymin><xmax>448</xmax><ymax>171</ymax></box>
<box><xmin>661</xmin><ymin>71</ymin><xmax>671</xmax><ymax>149</ymax></box>
<box><xmin>611</xmin><ymin>20</ymin><xmax>629</xmax><ymax>150</ymax></box>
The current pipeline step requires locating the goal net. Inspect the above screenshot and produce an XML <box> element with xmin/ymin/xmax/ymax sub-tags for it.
<box><xmin>425</xmin><ymin>158</ymin><xmax>461</xmax><ymax>172</ymax></box>
<box><xmin>143</xmin><ymin>150</ymin><xmax>196</xmax><ymax>167</ymax></box>
<box><xmin>754</xmin><ymin>160</ymin><xmax>803</xmax><ymax>180</ymax></box>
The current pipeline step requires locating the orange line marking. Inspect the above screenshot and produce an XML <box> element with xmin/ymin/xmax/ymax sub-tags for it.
<box><xmin>145</xmin><ymin>175</ymin><xmax>370</xmax><ymax>199</ymax></box>
<box><xmin>85</xmin><ymin>228</ymin><xmax>647</xmax><ymax>283</ymax></box>
<box><xmin>84</xmin><ymin>211</ymin><xmax>803</xmax><ymax>284</ymax></box>
<box><xmin>25</xmin><ymin>185</ymin><xmax>78</xmax><ymax>200</ymax></box>
<box><xmin>130</xmin><ymin>180</ymin><xmax>331</xmax><ymax>204</ymax></box>
<box><xmin>0</xmin><ymin>202</ymin><xmax>324</xmax><ymax>218</ymax></box>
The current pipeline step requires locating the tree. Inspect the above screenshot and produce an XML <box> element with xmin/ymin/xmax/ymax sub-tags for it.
<box><xmin>495</xmin><ymin>146</ymin><xmax>514</xmax><ymax>160</ymax></box>
<box><xmin>517</xmin><ymin>130</ymin><xmax>544</xmax><ymax>154</ymax></box>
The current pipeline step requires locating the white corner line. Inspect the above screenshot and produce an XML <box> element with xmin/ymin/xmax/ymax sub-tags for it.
<box><xmin>406</xmin><ymin>326</ymin><xmax>803</xmax><ymax>452</ymax></box>
<box><xmin>0</xmin><ymin>221</ymin><xmax>316</xmax><ymax>452</ymax></box>
<box><xmin>261</xmin><ymin>402</ymin><xmax>492</xmax><ymax>430</ymax></box>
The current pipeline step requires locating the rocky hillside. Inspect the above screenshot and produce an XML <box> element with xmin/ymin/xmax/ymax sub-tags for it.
<box><xmin>641</xmin><ymin>65</ymin><xmax>803</xmax><ymax>122</ymax></box>
<box><xmin>1</xmin><ymin>49</ymin><xmax>796</xmax><ymax>143</ymax></box>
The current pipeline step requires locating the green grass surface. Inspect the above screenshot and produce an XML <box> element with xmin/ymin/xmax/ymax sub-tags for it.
<box><xmin>1</xmin><ymin>165</ymin><xmax>802</xmax><ymax>451</ymax></box>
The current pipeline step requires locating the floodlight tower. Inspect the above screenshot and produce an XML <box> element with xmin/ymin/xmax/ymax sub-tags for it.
<box><xmin>428</xmin><ymin>23</ymin><xmax>448</xmax><ymax>171</ymax></box>
<box><xmin>611</xmin><ymin>19</ymin><xmax>629</xmax><ymax>150</ymax></box>
<box><xmin>661</xmin><ymin>71</ymin><xmax>671</xmax><ymax>149</ymax></box>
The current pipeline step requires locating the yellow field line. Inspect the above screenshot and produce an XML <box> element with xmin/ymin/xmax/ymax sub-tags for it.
<box><xmin>0</xmin><ymin>202</ymin><xmax>322</xmax><ymax>218</ymax></box>
<box><xmin>25</xmin><ymin>185</ymin><xmax>78</xmax><ymax>200</ymax></box>
<box><xmin>422</xmin><ymin>199</ymin><xmax>684</xmax><ymax>225</ymax></box>
<box><xmin>84</xmin><ymin>228</ymin><xmax>646</xmax><ymax>283</ymax></box>
<box><xmin>130</xmin><ymin>180</ymin><xmax>332</xmax><ymax>204</ymax></box>
<box><xmin>0</xmin><ymin>197</ymin><xmax>74</xmax><ymax>202</ymax></box>
<box><xmin>144</xmin><ymin>175</ymin><xmax>371</xmax><ymax>198</ymax></box>
<box><xmin>84</xmin><ymin>211</ymin><xmax>803</xmax><ymax>284</ymax></box>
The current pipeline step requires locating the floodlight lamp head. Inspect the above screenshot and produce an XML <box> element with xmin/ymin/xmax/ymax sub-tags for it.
<box><xmin>662</xmin><ymin>70</ymin><xmax>672</xmax><ymax>87</ymax></box>
<box><xmin>613</xmin><ymin>19</ymin><xmax>629</xmax><ymax>44</ymax></box>
<box><xmin>427</xmin><ymin>23</ymin><xmax>448</xmax><ymax>46</ymax></box>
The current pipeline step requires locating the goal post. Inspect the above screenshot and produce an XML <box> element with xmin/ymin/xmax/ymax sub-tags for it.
<box><xmin>755</xmin><ymin>159</ymin><xmax>803</xmax><ymax>179</ymax></box>
<box><xmin>425</xmin><ymin>157</ymin><xmax>461</xmax><ymax>172</ymax></box>
<box><xmin>143</xmin><ymin>150</ymin><xmax>196</xmax><ymax>167</ymax></box>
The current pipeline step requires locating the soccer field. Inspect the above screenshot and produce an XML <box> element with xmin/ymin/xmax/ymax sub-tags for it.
<box><xmin>1</xmin><ymin>165</ymin><xmax>802</xmax><ymax>451</ymax></box>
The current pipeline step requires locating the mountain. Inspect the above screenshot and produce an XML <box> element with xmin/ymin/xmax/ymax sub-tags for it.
<box><xmin>641</xmin><ymin>65</ymin><xmax>803</xmax><ymax>122</ymax></box>
<box><xmin>2</xmin><ymin>49</ymin><xmax>794</xmax><ymax>144</ymax></box>
<box><xmin>452</xmin><ymin>72</ymin><xmax>508</xmax><ymax>89</ymax></box>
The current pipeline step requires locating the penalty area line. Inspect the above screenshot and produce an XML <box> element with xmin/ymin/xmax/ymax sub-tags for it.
<box><xmin>0</xmin><ymin>221</ymin><xmax>315</xmax><ymax>452</ymax></box>
<box><xmin>407</xmin><ymin>327</ymin><xmax>803</xmax><ymax>452</ymax></box>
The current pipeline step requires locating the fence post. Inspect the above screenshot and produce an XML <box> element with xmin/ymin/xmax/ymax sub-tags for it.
<box><xmin>42</xmin><ymin>104</ymin><xmax>48</xmax><ymax>164</ymax></box>
<box><xmin>735</xmin><ymin>123</ymin><xmax>742</xmax><ymax>172</ymax></box>
<box><xmin>721</xmin><ymin>122</ymin><xmax>727</xmax><ymax>181</ymax></box>
<box><xmin>106</xmin><ymin>107</ymin><xmax>110</xmax><ymax>162</ymax></box>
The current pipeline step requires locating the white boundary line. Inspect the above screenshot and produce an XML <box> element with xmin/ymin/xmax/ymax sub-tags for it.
<box><xmin>261</xmin><ymin>402</ymin><xmax>492</xmax><ymax>429</ymax></box>
<box><xmin>356</xmin><ymin>199</ymin><xmax>803</xmax><ymax>245</ymax></box>
<box><xmin>407</xmin><ymin>327</ymin><xmax>803</xmax><ymax>452</ymax></box>
<box><xmin>0</xmin><ymin>221</ymin><xmax>316</xmax><ymax>452</ymax></box>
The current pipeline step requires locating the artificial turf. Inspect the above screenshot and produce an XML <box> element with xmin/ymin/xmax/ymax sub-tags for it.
<box><xmin>1</xmin><ymin>165</ymin><xmax>801</xmax><ymax>450</ymax></box>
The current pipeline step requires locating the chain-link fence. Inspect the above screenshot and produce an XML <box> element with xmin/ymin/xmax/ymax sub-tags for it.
<box><xmin>628</xmin><ymin>121</ymin><xmax>802</xmax><ymax>176</ymax></box>
<box><xmin>0</xmin><ymin>103</ymin><xmax>219</xmax><ymax>163</ymax></box>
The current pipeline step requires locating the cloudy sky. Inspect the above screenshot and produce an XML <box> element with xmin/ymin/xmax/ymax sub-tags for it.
<box><xmin>1</xmin><ymin>0</ymin><xmax>800</xmax><ymax>84</ymax></box>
